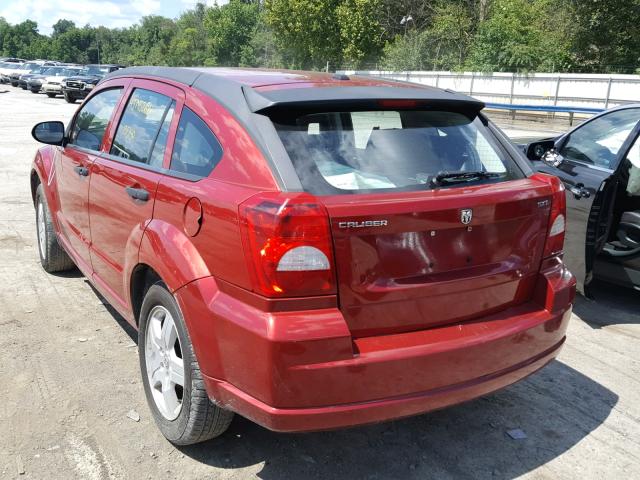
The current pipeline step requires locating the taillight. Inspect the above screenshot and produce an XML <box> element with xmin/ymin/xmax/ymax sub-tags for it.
<box><xmin>238</xmin><ymin>192</ymin><xmax>336</xmax><ymax>297</ymax></box>
<box><xmin>538</xmin><ymin>174</ymin><xmax>566</xmax><ymax>258</ymax></box>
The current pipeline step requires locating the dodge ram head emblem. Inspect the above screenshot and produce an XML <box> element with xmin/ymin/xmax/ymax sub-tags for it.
<box><xmin>460</xmin><ymin>209</ymin><xmax>473</xmax><ymax>225</ymax></box>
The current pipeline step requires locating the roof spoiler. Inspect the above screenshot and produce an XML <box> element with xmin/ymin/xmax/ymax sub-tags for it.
<box><xmin>242</xmin><ymin>85</ymin><xmax>485</xmax><ymax>114</ymax></box>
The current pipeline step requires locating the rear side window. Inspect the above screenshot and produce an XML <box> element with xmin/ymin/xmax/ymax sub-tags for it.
<box><xmin>70</xmin><ymin>88</ymin><xmax>122</xmax><ymax>151</ymax></box>
<box><xmin>110</xmin><ymin>89</ymin><xmax>175</xmax><ymax>165</ymax></box>
<box><xmin>170</xmin><ymin>107</ymin><xmax>223</xmax><ymax>178</ymax></box>
<box><xmin>271</xmin><ymin>109</ymin><xmax>522</xmax><ymax>194</ymax></box>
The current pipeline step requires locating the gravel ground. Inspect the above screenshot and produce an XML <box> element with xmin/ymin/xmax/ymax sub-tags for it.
<box><xmin>1</xmin><ymin>86</ymin><xmax>639</xmax><ymax>480</ymax></box>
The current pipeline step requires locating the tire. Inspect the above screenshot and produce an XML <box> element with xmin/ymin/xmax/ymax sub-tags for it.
<box><xmin>46</xmin><ymin>92</ymin><xmax>57</xmax><ymax>98</ymax></box>
<box><xmin>11</xmin><ymin>81</ymin><xmax>18</xmax><ymax>87</ymax></box>
<box><xmin>63</xmin><ymin>92</ymin><xmax>76</xmax><ymax>103</ymax></box>
<box><xmin>31</xmin><ymin>89</ymin><xmax>40</xmax><ymax>94</ymax></box>
<box><xmin>35</xmin><ymin>184</ymin><xmax>75</xmax><ymax>273</ymax></box>
<box><xmin>20</xmin><ymin>85</ymin><xmax>27</xmax><ymax>90</ymax></box>
<box><xmin>139</xmin><ymin>284</ymin><xmax>233</xmax><ymax>445</ymax></box>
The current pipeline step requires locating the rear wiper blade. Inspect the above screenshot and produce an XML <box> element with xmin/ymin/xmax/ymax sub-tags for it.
<box><xmin>431</xmin><ymin>170</ymin><xmax>503</xmax><ymax>186</ymax></box>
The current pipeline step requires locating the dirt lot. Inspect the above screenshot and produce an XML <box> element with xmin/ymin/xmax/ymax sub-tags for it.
<box><xmin>1</xmin><ymin>86</ymin><xmax>639</xmax><ymax>480</ymax></box>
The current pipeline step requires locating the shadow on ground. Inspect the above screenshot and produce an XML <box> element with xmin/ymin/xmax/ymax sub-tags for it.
<box><xmin>178</xmin><ymin>361</ymin><xmax>616</xmax><ymax>480</ymax></box>
<box><xmin>575</xmin><ymin>280</ymin><xmax>640</xmax><ymax>328</ymax></box>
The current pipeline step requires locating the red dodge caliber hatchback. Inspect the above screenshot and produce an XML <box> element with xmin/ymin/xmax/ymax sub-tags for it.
<box><xmin>30</xmin><ymin>67</ymin><xmax>576</xmax><ymax>445</ymax></box>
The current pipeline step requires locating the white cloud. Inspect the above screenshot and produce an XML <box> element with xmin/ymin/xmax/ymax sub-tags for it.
<box><xmin>0</xmin><ymin>0</ymin><xmax>164</xmax><ymax>34</ymax></box>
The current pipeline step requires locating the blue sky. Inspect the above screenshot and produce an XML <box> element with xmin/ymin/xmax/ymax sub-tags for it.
<box><xmin>0</xmin><ymin>0</ymin><xmax>229</xmax><ymax>34</ymax></box>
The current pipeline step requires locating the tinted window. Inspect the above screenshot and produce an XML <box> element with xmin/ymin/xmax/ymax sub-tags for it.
<box><xmin>170</xmin><ymin>108</ymin><xmax>223</xmax><ymax>177</ymax></box>
<box><xmin>70</xmin><ymin>88</ymin><xmax>122</xmax><ymax>151</ymax></box>
<box><xmin>110</xmin><ymin>89</ymin><xmax>174</xmax><ymax>165</ymax></box>
<box><xmin>560</xmin><ymin>108</ymin><xmax>640</xmax><ymax>170</ymax></box>
<box><xmin>272</xmin><ymin>109</ymin><xmax>519</xmax><ymax>194</ymax></box>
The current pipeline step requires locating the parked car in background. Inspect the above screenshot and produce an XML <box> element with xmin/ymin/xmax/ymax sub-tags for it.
<box><xmin>62</xmin><ymin>64</ymin><xmax>124</xmax><ymax>103</ymax></box>
<box><xmin>29</xmin><ymin>65</ymin><xmax>82</xmax><ymax>94</ymax></box>
<box><xmin>18</xmin><ymin>65</ymin><xmax>50</xmax><ymax>90</ymax></box>
<box><xmin>0</xmin><ymin>62</ymin><xmax>23</xmax><ymax>83</ymax></box>
<box><xmin>524</xmin><ymin>104</ymin><xmax>640</xmax><ymax>293</ymax></box>
<box><xmin>30</xmin><ymin>66</ymin><xmax>575</xmax><ymax>445</ymax></box>
<box><xmin>40</xmin><ymin>66</ymin><xmax>83</xmax><ymax>97</ymax></box>
<box><xmin>9</xmin><ymin>61</ymin><xmax>57</xmax><ymax>87</ymax></box>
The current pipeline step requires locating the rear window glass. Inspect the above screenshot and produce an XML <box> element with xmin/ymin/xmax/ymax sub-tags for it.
<box><xmin>272</xmin><ymin>109</ymin><xmax>523</xmax><ymax>194</ymax></box>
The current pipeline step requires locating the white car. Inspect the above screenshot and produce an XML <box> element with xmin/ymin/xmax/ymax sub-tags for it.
<box><xmin>40</xmin><ymin>67</ymin><xmax>83</xmax><ymax>97</ymax></box>
<box><xmin>8</xmin><ymin>61</ymin><xmax>56</xmax><ymax>87</ymax></box>
<box><xmin>0</xmin><ymin>62</ymin><xmax>24</xmax><ymax>83</ymax></box>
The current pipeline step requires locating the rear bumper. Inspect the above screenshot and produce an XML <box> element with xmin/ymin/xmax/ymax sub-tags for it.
<box><xmin>42</xmin><ymin>84</ymin><xmax>62</xmax><ymax>93</ymax></box>
<box><xmin>175</xmin><ymin>257</ymin><xmax>575</xmax><ymax>432</ymax></box>
<box><xmin>203</xmin><ymin>337</ymin><xmax>563</xmax><ymax>432</ymax></box>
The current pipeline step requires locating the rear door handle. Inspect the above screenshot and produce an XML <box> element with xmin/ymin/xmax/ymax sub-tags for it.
<box><xmin>569</xmin><ymin>184</ymin><xmax>590</xmax><ymax>199</ymax></box>
<box><xmin>125</xmin><ymin>187</ymin><xmax>149</xmax><ymax>202</ymax></box>
<box><xmin>74</xmin><ymin>166</ymin><xmax>89</xmax><ymax>177</ymax></box>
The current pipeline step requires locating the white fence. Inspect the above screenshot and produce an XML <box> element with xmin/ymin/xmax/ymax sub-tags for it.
<box><xmin>339</xmin><ymin>71</ymin><xmax>640</xmax><ymax>109</ymax></box>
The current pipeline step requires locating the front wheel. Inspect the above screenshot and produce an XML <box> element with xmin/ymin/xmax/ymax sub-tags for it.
<box><xmin>139</xmin><ymin>284</ymin><xmax>233</xmax><ymax>445</ymax></box>
<box><xmin>35</xmin><ymin>184</ymin><xmax>75</xmax><ymax>273</ymax></box>
<box><xmin>46</xmin><ymin>92</ymin><xmax>57</xmax><ymax>98</ymax></box>
<box><xmin>63</xmin><ymin>92</ymin><xmax>76</xmax><ymax>103</ymax></box>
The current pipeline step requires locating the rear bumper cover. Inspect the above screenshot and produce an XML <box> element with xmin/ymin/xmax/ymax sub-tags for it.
<box><xmin>175</xmin><ymin>257</ymin><xmax>575</xmax><ymax>432</ymax></box>
<box><xmin>203</xmin><ymin>337</ymin><xmax>563</xmax><ymax>432</ymax></box>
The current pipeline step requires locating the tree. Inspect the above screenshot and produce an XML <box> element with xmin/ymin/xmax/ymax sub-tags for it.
<box><xmin>381</xmin><ymin>1</ymin><xmax>474</xmax><ymax>71</ymax></box>
<box><xmin>168</xmin><ymin>3</ymin><xmax>210</xmax><ymax>66</ymax></box>
<box><xmin>265</xmin><ymin>0</ymin><xmax>343</xmax><ymax>69</ymax></box>
<box><xmin>465</xmin><ymin>0</ymin><xmax>570</xmax><ymax>72</ymax></box>
<box><xmin>204</xmin><ymin>0</ymin><xmax>260</xmax><ymax>66</ymax></box>
<box><xmin>336</xmin><ymin>0</ymin><xmax>384</xmax><ymax>67</ymax></box>
<box><xmin>565</xmin><ymin>0</ymin><xmax>640</xmax><ymax>73</ymax></box>
<box><xmin>52</xmin><ymin>19</ymin><xmax>76</xmax><ymax>37</ymax></box>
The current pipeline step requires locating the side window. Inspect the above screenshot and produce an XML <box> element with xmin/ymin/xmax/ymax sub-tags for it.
<box><xmin>170</xmin><ymin>108</ymin><xmax>223</xmax><ymax>178</ymax></box>
<box><xmin>560</xmin><ymin>108</ymin><xmax>640</xmax><ymax>170</ymax></box>
<box><xmin>110</xmin><ymin>89</ymin><xmax>175</xmax><ymax>165</ymax></box>
<box><xmin>70</xmin><ymin>88</ymin><xmax>123</xmax><ymax>151</ymax></box>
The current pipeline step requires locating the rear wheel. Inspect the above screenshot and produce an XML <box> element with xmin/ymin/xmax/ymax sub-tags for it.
<box><xmin>35</xmin><ymin>184</ymin><xmax>75</xmax><ymax>273</ymax></box>
<box><xmin>63</xmin><ymin>92</ymin><xmax>76</xmax><ymax>103</ymax></box>
<box><xmin>139</xmin><ymin>284</ymin><xmax>233</xmax><ymax>445</ymax></box>
<box><xmin>46</xmin><ymin>92</ymin><xmax>57</xmax><ymax>98</ymax></box>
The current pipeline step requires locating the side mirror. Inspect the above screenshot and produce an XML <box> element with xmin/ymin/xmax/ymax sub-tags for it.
<box><xmin>32</xmin><ymin>121</ymin><xmax>65</xmax><ymax>145</ymax></box>
<box><xmin>525</xmin><ymin>139</ymin><xmax>556</xmax><ymax>162</ymax></box>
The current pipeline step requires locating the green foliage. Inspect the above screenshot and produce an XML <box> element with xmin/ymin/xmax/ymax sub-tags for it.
<box><xmin>565</xmin><ymin>0</ymin><xmax>640</xmax><ymax>73</ymax></box>
<box><xmin>382</xmin><ymin>2</ymin><xmax>474</xmax><ymax>71</ymax></box>
<box><xmin>0</xmin><ymin>0</ymin><xmax>637</xmax><ymax>73</ymax></box>
<box><xmin>204</xmin><ymin>0</ymin><xmax>260</xmax><ymax>66</ymax></box>
<box><xmin>464</xmin><ymin>0</ymin><xmax>572</xmax><ymax>73</ymax></box>
<box><xmin>265</xmin><ymin>0</ymin><xmax>343</xmax><ymax>69</ymax></box>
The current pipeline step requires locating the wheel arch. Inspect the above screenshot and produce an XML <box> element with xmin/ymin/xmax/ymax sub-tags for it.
<box><xmin>133</xmin><ymin>219</ymin><xmax>211</xmax><ymax>324</ymax></box>
<box><xmin>129</xmin><ymin>263</ymin><xmax>163</xmax><ymax>326</ymax></box>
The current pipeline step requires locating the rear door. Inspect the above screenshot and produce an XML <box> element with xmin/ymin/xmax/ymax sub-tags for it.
<box><xmin>272</xmin><ymin>107</ymin><xmax>553</xmax><ymax>337</ymax></box>
<box><xmin>536</xmin><ymin>107</ymin><xmax>640</xmax><ymax>291</ymax></box>
<box><xmin>89</xmin><ymin>80</ymin><xmax>183</xmax><ymax>309</ymax></box>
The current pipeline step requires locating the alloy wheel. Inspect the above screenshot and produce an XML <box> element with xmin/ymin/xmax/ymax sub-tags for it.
<box><xmin>145</xmin><ymin>305</ymin><xmax>185</xmax><ymax>421</ymax></box>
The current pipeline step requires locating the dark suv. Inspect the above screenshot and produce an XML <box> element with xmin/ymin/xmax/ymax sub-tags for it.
<box><xmin>62</xmin><ymin>64</ymin><xmax>124</xmax><ymax>103</ymax></box>
<box><xmin>30</xmin><ymin>67</ymin><xmax>575</xmax><ymax>445</ymax></box>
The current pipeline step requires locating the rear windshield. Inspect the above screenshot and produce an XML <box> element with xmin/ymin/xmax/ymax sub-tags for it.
<box><xmin>271</xmin><ymin>109</ymin><xmax>523</xmax><ymax>194</ymax></box>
